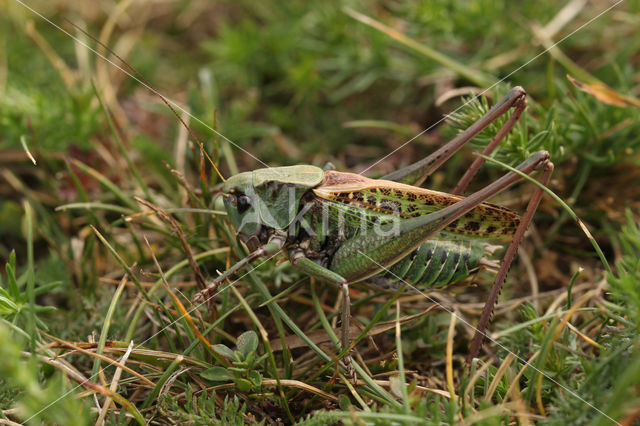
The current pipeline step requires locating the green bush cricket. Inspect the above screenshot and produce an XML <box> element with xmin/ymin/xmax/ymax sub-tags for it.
<box><xmin>192</xmin><ymin>86</ymin><xmax>554</xmax><ymax>375</ymax></box>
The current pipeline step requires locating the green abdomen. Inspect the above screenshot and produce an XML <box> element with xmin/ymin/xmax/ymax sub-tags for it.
<box><xmin>365</xmin><ymin>239</ymin><xmax>485</xmax><ymax>291</ymax></box>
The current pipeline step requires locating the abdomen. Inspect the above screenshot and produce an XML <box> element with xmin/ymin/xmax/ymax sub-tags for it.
<box><xmin>364</xmin><ymin>239</ymin><xmax>487</xmax><ymax>291</ymax></box>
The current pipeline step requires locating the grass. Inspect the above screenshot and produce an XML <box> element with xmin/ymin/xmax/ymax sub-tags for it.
<box><xmin>1</xmin><ymin>0</ymin><xmax>640</xmax><ymax>424</ymax></box>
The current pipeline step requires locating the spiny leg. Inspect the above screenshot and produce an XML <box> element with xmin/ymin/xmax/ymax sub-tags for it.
<box><xmin>340</xmin><ymin>281</ymin><xmax>355</xmax><ymax>382</ymax></box>
<box><xmin>289</xmin><ymin>254</ymin><xmax>356</xmax><ymax>382</ymax></box>
<box><xmin>451</xmin><ymin>95</ymin><xmax>527</xmax><ymax>195</ymax></box>
<box><xmin>194</xmin><ymin>236</ymin><xmax>285</xmax><ymax>305</ymax></box>
<box><xmin>382</xmin><ymin>87</ymin><xmax>527</xmax><ymax>187</ymax></box>
<box><xmin>467</xmin><ymin>160</ymin><xmax>554</xmax><ymax>364</ymax></box>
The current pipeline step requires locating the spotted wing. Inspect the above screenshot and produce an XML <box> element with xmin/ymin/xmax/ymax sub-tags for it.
<box><xmin>313</xmin><ymin>171</ymin><xmax>520</xmax><ymax>239</ymax></box>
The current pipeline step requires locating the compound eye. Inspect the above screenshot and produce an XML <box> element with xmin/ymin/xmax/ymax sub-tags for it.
<box><xmin>237</xmin><ymin>195</ymin><xmax>252</xmax><ymax>214</ymax></box>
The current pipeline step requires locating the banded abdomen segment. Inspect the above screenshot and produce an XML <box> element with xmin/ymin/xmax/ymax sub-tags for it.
<box><xmin>365</xmin><ymin>239</ymin><xmax>485</xmax><ymax>291</ymax></box>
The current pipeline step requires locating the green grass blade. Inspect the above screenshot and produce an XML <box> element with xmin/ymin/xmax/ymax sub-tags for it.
<box><xmin>344</xmin><ymin>7</ymin><xmax>495</xmax><ymax>88</ymax></box>
<box><xmin>23</xmin><ymin>201</ymin><xmax>37</xmax><ymax>348</ymax></box>
<box><xmin>92</xmin><ymin>274</ymin><xmax>129</xmax><ymax>378</ymax></box>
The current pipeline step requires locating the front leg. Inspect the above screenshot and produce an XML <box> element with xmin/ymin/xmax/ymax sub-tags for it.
<box><xmin>289</xmin><ymin>252</ymin><xmax>356</xmax><ymax>382</ymax></box>
<box><xmin>194</xmin><ymin>235</ymin><xmax>286</xmax><ymax>304</ymax></box>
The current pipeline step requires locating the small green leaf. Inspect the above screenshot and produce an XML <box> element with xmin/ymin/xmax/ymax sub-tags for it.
<box><xmin>6</xmin><ymin>252</ymin><xmax>20</xmax><ymax>299</ymax></box>
<box><xmin>9</xmin><ymin>250</ymin><xmax>16</xmax><ymax>270</ymax></box>
<box><xmin>244</xmin><ymin>350</ymin><xmax>255</xmax><ymax>367</ymax></box>
<box><xmin>33</xmin><ymin>305</ymin><xmax>57</xmax><ymax>313</ymax></box>
<box><xmin>236</xmin><ymin>330</ymin><xmax>258</xmax><ymax>358</ymax></box>
<box><xmin>0</xmin><ymin>290</ymin><xmax>19</xmax><ymax>316</ymax></box>
<box><xmin>212</xmin><ymin>344</ymin><xmax>235</xmax><ymax>359</ymax></box>
<box><xmin>248</xmin><ymin>370</ymin><xmax>262</xmax><ymax>387</ymax></box>
<box><xmin>338</xmin><ymin>394</ymin><xmax>351</xmax><ymax>411</ymax></box>
<box><xmin>200</xmin><ymin>366</ymin><xmax>233</xmax><ymax>382</ymax></box>
<box><xmin>234</xmin><ymin>377</ymin><xmax>253</xmax><ymax>393</ymax></box>
<box><xmin>254</xmin><ymin>353</ymin><xmax>269</xmax><ymax>366</ymax></box>
<box><xmin>34</xmin><ymin>281</ymin><xmax>62</xmax><ymax>296</ymax></box>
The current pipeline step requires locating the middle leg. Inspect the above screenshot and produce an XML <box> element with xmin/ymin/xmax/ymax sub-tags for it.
<box><xmin>289</xmin><ymin>253</ymin><xmax>356</xmax><ymax>382</ymax></box>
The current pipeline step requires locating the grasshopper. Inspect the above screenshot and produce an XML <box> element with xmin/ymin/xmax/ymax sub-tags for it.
<box><xmin>195</xmin><ymin>86</ymin><xmax>554</xmax><ymax>370</ymax></box>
